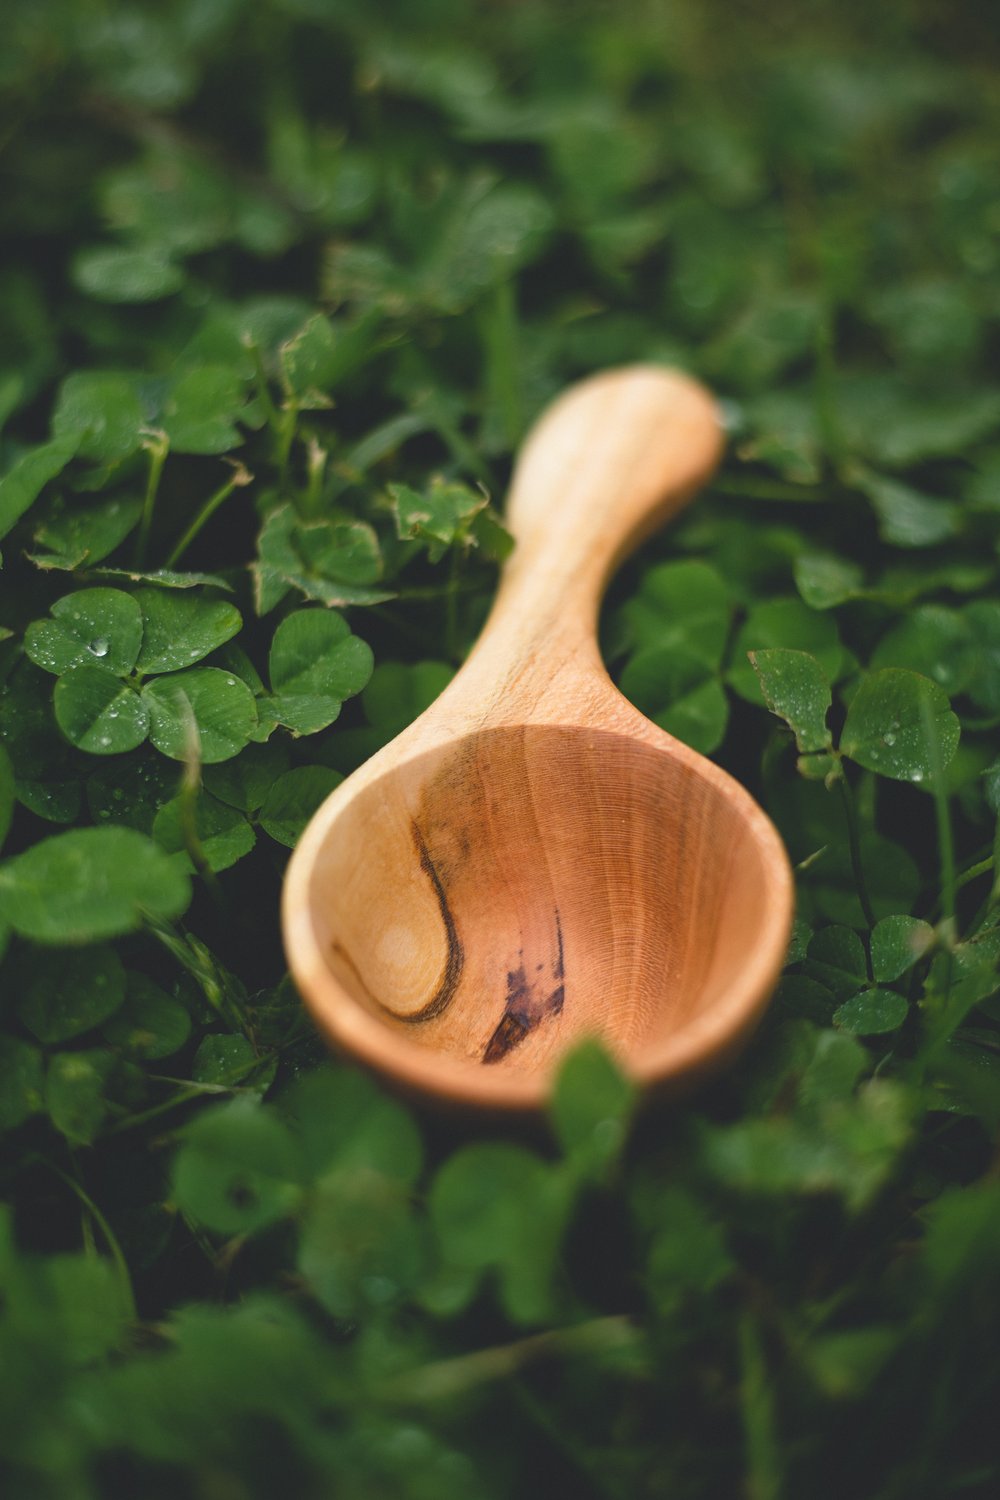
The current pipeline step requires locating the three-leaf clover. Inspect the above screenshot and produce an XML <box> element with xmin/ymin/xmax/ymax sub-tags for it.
<box><xmin>751</xmin><ymin>650</ymin><xmax>961</xmax><ymax>786</ymax></box>
<box><xmin>25</xmin><ymin>586</ymin><xmax>249</xmax><ymax>761</ymax></box>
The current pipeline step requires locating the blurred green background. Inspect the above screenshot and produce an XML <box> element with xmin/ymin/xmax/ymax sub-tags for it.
<box><xmin>2</xmin><ymin>4</ymin><xmax>1000</xmax><ymax>1499</ymax></box>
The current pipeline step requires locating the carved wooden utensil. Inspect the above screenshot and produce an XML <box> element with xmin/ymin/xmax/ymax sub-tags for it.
<box><xmin>283</xmin><ymin>366</ymin><xmax>794</xmax><ymax>1110</ymax></box>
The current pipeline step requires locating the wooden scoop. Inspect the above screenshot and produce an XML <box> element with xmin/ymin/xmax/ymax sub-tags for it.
<box><xmin>283</xmin><ymin>366</ymin><xmax>793</xmax><ymax>1110</ymax></box>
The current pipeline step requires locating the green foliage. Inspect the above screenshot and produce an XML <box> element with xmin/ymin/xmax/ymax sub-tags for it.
<box><xmin>840</xmin><ymin>668</ymin><xmax>961</xmax><ymax>784</ymax></box>
<box><xmin>389</xmin><ymin>477</ymin><xmax>513</xmax><ymax>563</ymax></box>
<box><xmin>749</xmin><ymin>648</ymin><xmax>833</xmax><ymax>754</ymax></box>
<box><xmin>264</xmin><ymin>609</ymin><xmax>374</xmax><ymax>734</ymax></box>
<box><xmin>142</xmin><ymin>667</ymin><xmax>258</xmax><ymax>763</ymax></box>
<box><xmin>0</xmin><ymin>827</ymin><xmax>190</xmax><ymax>942</ymax></box>
<box><xmin>133</xmin><ymin>589</ymin><xmax>242</xmax><ymax>675</ymax></box>
<box><xmin>1</xmin><ymin>2</ymin><xmax>1000</xmax><ymax>1497</ymax></box>
<box><xmin>618</xmin><ymin>559</ymin><xmax>731</xmax><ymax>751</ymax></box>
<box><xmin>172</xmin><ymin>1097</ymin><xmax>305</xmax><ymax>1235</ymax></box>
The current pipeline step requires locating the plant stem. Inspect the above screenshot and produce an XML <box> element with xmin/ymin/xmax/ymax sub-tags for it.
<box><xmin>481</xmin><ymin>277</ymin><xmax>522</xmax><ymax>448</ymax></box>
<box><xmin>41</xmin><ymin>1159</ymin><xmax>136</xmax><ymax>1319</ymax></box>
<box><xmin>837</xmin><ymin>773</ymin><xmax>877</xmax><ymax>935</ymax></box>
<box><xmin>147</xmin><ymin>922</ymin><xmax>248</xmax><ymax>1034</ymax></box>
<box><xmin>814</xmin><ymin>300</ymin><xmax>844</xmax><ymax>472</ymax></box>
<box><xmin>276</xmin><ymin>405</ymin><xmax>298</xmax><ymax>487</ymax></box>
<box><xmin>135</xmin><ymin>432</ymin><xmax>169</xmax><ymax>568</ymax></box>
<box><xmin>166</xmin><ymin>462</ymin><xmax>251</xmax><ymax>569</ymax></box>
<box><xmin>177</xmin><ymin>741</ymin><xmax>222</xmax><ymax>903</ymax></box>
<box><xmin>920</xmin><ymin>696</ymin><xmax>956</xmax><ymax>943</ymax></box>
<box><xmin>377</xmin><ymin>1316</ymin><xmax>639</xmax><ymax>1404</ymax></box>
<box><xmin>246</xmin><ymin>336</ymin><xmax>281</xmax><ymax>433</ymax></box>
<box><xmin>301</xmin><ymin>437</ymin><xmax>328</xmax><ymax>518</ymax></box>
<box><xmin>739</xmin><ymin>1309</ymin><xmax>782</xmax><ymax>1500</ymax></box>
<box><xmin>954</xmin><ymin>854</ymin><xmax>994</xmax><ymax>893</ymax></box>
<box><xmin>411</xmin><ymin>363</ymin><xmax>496</xmax><ymax>490</ymax></box>
<box><xmin>105</xmin><ymin>1073</ymin><xmax>269</xmax><ymax>1136</ymax></box>
<box><xmin>445</xmin><ymin>542</ymin><xmax>461</xmax><ymax>662</ymax></box>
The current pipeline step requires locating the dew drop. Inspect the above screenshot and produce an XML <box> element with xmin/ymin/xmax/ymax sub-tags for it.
<box><xmin>226</xmin><ymin>677</ymin><xmax>236</xmax><ymax>686</ymax></box>
<box><xmin>99</xmin><ymin>735</ymin><xmax>111</xmax><ymax>747</ymax></box>
<box><xmin>883</xmin><ymin>732</ymin><xmax>896</xmax><ymax>746</ymax></box>
<box><xmin>89</xmin><ymin>637</ymin><xmax>110</xmax><ymax>658</ymax></box>
<box><xmin>912</xmin><ymin>769</ymin><xmax>924</xmax><ymax>782</ymax></box>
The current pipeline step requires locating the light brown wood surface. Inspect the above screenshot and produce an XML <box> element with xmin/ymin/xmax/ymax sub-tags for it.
<box><xmin>283</xmin><ymin>366</ymin><xmax>794</xmax><ymax>1110</ymax></box>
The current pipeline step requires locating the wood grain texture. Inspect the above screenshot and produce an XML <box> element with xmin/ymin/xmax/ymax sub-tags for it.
<box><xmin>283</xmin><ymin>365</ymin><xmax>794</xmax><ymax>1110</ymax></box>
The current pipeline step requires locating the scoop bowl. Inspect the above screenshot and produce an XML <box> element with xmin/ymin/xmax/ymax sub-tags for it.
<box><xmin>283</xmin><ymin>367</ymin><xmax>793</xmax><ymax>1110</ymax></box>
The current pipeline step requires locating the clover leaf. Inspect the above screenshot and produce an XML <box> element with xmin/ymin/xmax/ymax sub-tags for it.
<box><xmin>51</xmin><ymin>371</ymin><xmax>147</xmax><ymax>464</ymax></box>
<box><xmin>833</xmin><ymin>989</ymin><xmax>910</xmax><ymax>1036</ymax></box>
<box><xmin>264</xmin><ymin>609</ymin><xmax>373</xmax><ymax>736</ymax></box>
<box><xmin>25</xmin><ymin>588</ymin><xmax>144</xmax><ymax>678</ymax></box>
<box><xmin>0</xmin><ymin>827</ymin><xmax>190</xmax><ymax>943</ymax></box>
<box><xmin>429</xmin><ymin>1142</ymin><xmax>573</xmax><ymax>1324</ymax></box>
<box><xmin>172</xmin><ymin>1097</ymin><xmax>305</xmax><ymax>1235</ymax></box>
<box><xmin>153</xmin><ymin>791</ymin><xmax>256</xmax><ymax>874</ymax></box>
<box><xmin>72</xmin><ymin>245</ymin><xmax>185</xmax><ymax>304</ymax></box>
<box><xmin>279</xmin><ymin>314</ymin><xmax>343</xmax><ymax>404</ymax></box>
<box><xmin>161</xmin><ymin>365</ymin><xmax>251</xmax><ymax>455</ymax></box>
<box><xmin>298</xmin><ymin>1173</ymin><xmax>425</xmax><ymax>1322</ymax></box>
<box><xmin>54</xmin><ymin>665</ymin><xmax>149</xmax><ymax>754</ymax></box>
<box><xmin>870</xmin><ymin>606</ymin><xmax>975</xmax><ymax>696</ymax></box>
<box><xmin>134</xmin><ymin>588</ymin><xmax>242</xmax><ymax>675</ymax></box>
<box><xmin>46</xmin><ymin>1048</ymin><xmax>120</xmax><ymax>1145</ymax></box>
<box><xmin>0</xmin><ymin>433</ymin><xmax>80</xmax><ymax>543</ymax></box>
<box><xmin>856</xmin><ymin>471</ymin><xmax>960</xmax><ymax>549</ymax></box>
<box><xmin>389</xmin><ymin>477</ymin><xmax>512</xmax><ymax>562</ymax></box>
<box><xmin>0</xmin><ymin>1036</ymin><xmax>45</xmax><ymax>1133</ymax></box>
<box><xmin>202</xmin><ymin>741</ymin><xmax>290</xmax><ymax>815</ymax></box>
<box><xmin>749</xmin><ymin>648</ymin><xmax>833</xmax><ymax>755</ymax></box>
<box><xmin>28</xmin><ymin>494</ymin><xmax>143</xmax><ymax>571</ymax></box>
<box><xmin>870</xmin><ymin>915</ymin><xmax>935</xmax><ymax>983</ymax></box>
<box><xmin>549</xmin><ymin>1039</ymin><xmax>635</xmax><ymax>1178</ymax></box>
<box><xmin>254</xmin><ymin>503</ymin><xmax>391</xmax><ymax>613</ymax></box>
<box><xmin>794</xmin><ymin>552</ymin><xmax>866</xmax><ymax>610</ymax></box>
<box><xmin>840</xmin><ymin>669</ymin><xmax>960</xmax><ymax>784</ymax></box>
<box><xmin>102</xmin><ymin>974</ymin><xmax>192</xmax><ymax>1060</ymax></box>
<box><xmin>15</xmin><ymin>942</ymin><xmax>126</xmax><ymax>1044</ymax></box>
<box><xmin>621</xmin><ymin>559</ymin><xmax>731</xmax><ymax>659</ymax></box>
<box><xmin>620</xmin><ymin>643</ymin><xmax>729</xmax><ymax>753</ymax></box>
<box><xmin>362</xmin><ymin>660</ymin><xmax>453</xmax><ymax>737</ymax></box>
<box><xmin>142</xmin><ymin>668</ymin><xmax>258</xmax><ymax>763</ymax></box>
<box><xmin>281</xmin><ymin>1068</ymin><xmax>423</xmax><ymax>1185</ymax></box>
<box><xmin>258</xmin><ymin>766</ymin><xmax>342</xmax><ymax>847</ymax></box>
<box><xmin>730</xmin><ymin>598</ymin><xmax>842</xmax><ymax>703</ymax></box>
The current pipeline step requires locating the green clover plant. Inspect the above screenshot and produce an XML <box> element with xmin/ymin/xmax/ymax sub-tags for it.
<box><xmin>0</xmin><ymin>2</ymin><xmax>999</xmax><ymax>1496</ymax></box>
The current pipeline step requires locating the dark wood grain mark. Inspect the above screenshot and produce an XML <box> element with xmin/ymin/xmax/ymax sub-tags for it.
<box><xmin>396</xmin><ymin>822</ymin><xmax>465</xmax><ymax>1023</ymax></box>
<box><xmin>482</xmin><ymin>909</ymin><xmax>565</xmax><ymax>1064</ymax></box>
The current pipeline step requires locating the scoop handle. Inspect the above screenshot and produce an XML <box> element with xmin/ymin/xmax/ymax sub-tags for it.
<box><xmin>447</xmin><ymin>365</ymin><xmax>723</xmax><ymax>726</ymax></box>
<box><xmin>505</xmin><ymin>365</ymin><xmax>721</xmax><ymax>591</ymax></box>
